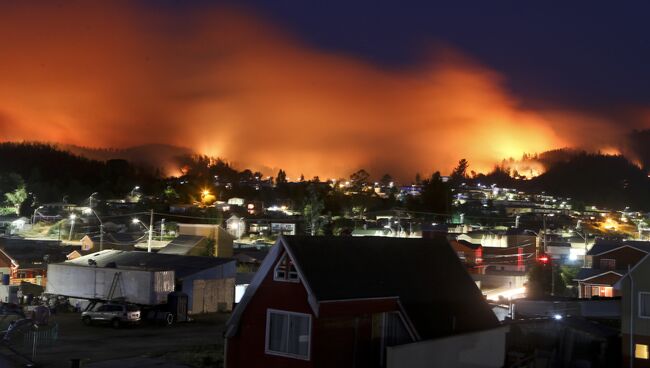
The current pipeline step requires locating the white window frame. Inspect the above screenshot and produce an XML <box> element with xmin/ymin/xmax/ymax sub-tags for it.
<box><xmin>639</xmin><ymin>292</ymin><xmax>650</xmax><ymax>319</ymax></box>
<box><xmin>273</xmin><ymin>253</ymin><xmax>300</xmax><ymax>283</ymax></box>
<box><xmin>265</xmin><ymin>309</ymin><xmax>312</xmax><ymax>360</ymax></box>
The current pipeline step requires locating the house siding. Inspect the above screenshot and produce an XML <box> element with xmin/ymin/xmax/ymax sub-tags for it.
<box><xmin>226</xmin><ymin>248</ymin><xmax>399</xmax><ymax>368</ymax></box>
<box><xmin>578</xmin><ymin>272</ymin><xmax>622</xmax><ymax>298</ymax></box>
<box><xmin>621</xmin><ymin>260</ymin><xmax>650</xmax><ymax>366</ymax></box>
<box><xmin>592</xmin><ymin>246</ymin><xmax>647</xmax><ymax>271</ymax></box>
<box><xmin>226</xmin><ymin>248</ymin><xmax>315</xmax><ymax>368</ymax></box>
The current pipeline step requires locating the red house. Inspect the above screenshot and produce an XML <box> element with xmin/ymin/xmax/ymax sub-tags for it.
<box><xmin>225</xmin><ymin>235</ymin><xmax>499</xmax><ymax>368</ymax></box>
<box><xmin>575</xmin><ymin>240</ymin><xmax>650</xmax><ymax>298</ymax></box>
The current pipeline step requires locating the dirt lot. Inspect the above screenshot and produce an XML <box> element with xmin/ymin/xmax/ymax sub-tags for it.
<box><xmin>0</xmin><ymin>312</ymin><xmax>229</xmax><ymax>367</ymax></box>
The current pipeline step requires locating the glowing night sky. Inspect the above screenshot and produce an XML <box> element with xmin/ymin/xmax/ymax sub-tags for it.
<box><xmin>1</xmin><ymin>1</ymin><xmax>649</xmax><ymax>179</ymax></box>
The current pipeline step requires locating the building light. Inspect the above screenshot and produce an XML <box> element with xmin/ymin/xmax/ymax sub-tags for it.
<box><xmin>636</xmin><ymin>344</ymin><xmax>649</xmax><ymax>359</ymax></box>
<box><xmin>553</xmin><ymin>314</ymin><xmax>562</xmax><ymax>321</ymax></box>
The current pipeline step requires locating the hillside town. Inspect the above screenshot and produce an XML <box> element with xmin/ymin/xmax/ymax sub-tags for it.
<box><xmin>3</xmin><ymin>1</ymin><xmax>650</xmax><ymax>367</ymax></box>
<box><xmin>0</xmin><ymin>170</ymin><xmax>648</xmax><ymax>367</ymax></box>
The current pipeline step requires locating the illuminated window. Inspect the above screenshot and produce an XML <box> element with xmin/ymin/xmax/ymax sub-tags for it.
<box><xmin>590</xmin><ymin>286</ymin><xmax>613</xmax><ymax>298</ymax></box>
<box><xmin>274</xmin><ymin>253</ymin><xmax>299</xmax><ymax>282</ymax></box>
<box><xmin>636</xmin><ymin>344</ymin><xmax>649</xmax><ymax>359</ymax></box>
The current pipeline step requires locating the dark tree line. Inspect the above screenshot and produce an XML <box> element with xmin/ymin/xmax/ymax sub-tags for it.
<box><xmin>0</xmin><ymin>142</ymin><xmax>161</xmax><ymax>213</ymax></box>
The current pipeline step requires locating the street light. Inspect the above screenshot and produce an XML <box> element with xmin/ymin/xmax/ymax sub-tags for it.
<box><xmin>130</xmin><ymin>186</ymin><xmax>140</xmax><ymax>198</ymax></box>
<box><xmin>32</xmin><ymin>206</ymin><xmax>44</xmax><ymax>225</ymax></box>
<box><xmin>574</xmin><ymin>229</ymin><xmax>590</xmax><ymax>268</ymax></box>
<box><xmin>68</xmin><ymin>214</ymin><xmax>77</xmax><ymax>241</ymax></box>
<box><xmin>88</xmin><ymin>192</ymin><xmax>99</xmax><ymax>208</ymax></box>
<box><xmin>83</xmin><ymin>208</ymin><xmax>104</xmax><ymax>251</ymax></box>
<box><xmin>133</xmin><ymin>216</ymin><xmax>153</xmax><ymax>253</ymax></box>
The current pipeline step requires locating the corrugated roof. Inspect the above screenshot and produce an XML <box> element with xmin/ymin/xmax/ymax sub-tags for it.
<box><xmin>158</xmin><ymin>235</ymin><xmax>207</xmax><ymax>255</ymax></box>
<box><xmin>283</xmin><ymin>236</ymin><xmax>499</xmax><ymax>340</ymax></box>
<box><xmin>0</xmin><ymin>238</ymin><xmax>69</xmax><ymax>269</ymax></box>
<box><xmin>65</xmin><ymin>250</ymin><xmax>234</xmax><ymax>279</ymax></box>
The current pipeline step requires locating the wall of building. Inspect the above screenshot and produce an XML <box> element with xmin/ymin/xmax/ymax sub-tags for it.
<box><xmin>188</xmin><ymin>277</ymin><xmax>235</xmax><ymax>313</ymax></box>
<box><xmin>578</xmin><ymin>272</ymin><xmax>623</xmax><ymax>298</ymax></box>
<box><xmin>621</xmin><ymin>264</ymin><xmax>650</xmax><ymax>366</ymax></box>
<box><xmin>226</xmin><ymin>248</ymin><xmax>316</xmax><ymax>368</ymax></box>
<box><xmin>215</xmin><ymin>226</ymin><xmax>234</xmax><ymax>258</ymax></box>
<box><xmin>226</xmin><ymin>247</ymin><xmax>395</xmax><ymax>368</ymax></box>
<box><xmin>182</xmin><ymin>261</ymin><xmax>236</xmax><ymax>313</ymax></box>
<box><xmin>386</xmin><ymin>327</ymin><xmax>508</xmax><ymax>368</ymax></box>
<box><xmin>593</xmin><ymin>246</ymin><xmax>646</xmax><ymax>271</ymax></box>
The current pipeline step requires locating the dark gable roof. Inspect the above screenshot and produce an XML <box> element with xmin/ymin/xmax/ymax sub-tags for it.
<box><xmin>0</xmin><ymin>238</ymin><xmax>69</xmax><ymax>269</ymax></box>
<box><xmin>588</xmin><ymin>240</ymin><xmax>650</xmax><ymax>256</ymax></box>
<box><xmin>575</xmin><ymin>268</ymin><xmax>624</xmax><ymax>281</ymax></box>
<box><xmin>283</xmin><ymin>236</ymin><xmax>499</xmax><ymax>339</ymax></box>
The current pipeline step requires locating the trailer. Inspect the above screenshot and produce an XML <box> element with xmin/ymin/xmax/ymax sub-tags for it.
<box><xmin>46</xmin><ymin>263</ymin><xmax>174</xmax><ymax>305</ymax></box>
<box><xmin>46</xmin><ymin>262</ymin><xmax>188</xmax><ymax>325</ymax></box>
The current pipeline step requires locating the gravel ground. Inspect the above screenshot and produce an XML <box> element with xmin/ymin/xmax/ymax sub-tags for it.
<box><xmin>0</xmin><ymin>312</ymin><xmax>228</xmax><ymax>368</ymax></box>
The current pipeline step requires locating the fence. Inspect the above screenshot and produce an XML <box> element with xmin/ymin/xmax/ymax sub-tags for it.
<box><xmin>4</xmin><ymin>322</ymin><xmax>59</xmax><ymax>361</ymax></box>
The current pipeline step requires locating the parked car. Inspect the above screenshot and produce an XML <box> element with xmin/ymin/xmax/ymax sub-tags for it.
<box><xmin>81</xmin><ymin>303</ymin><xmax>141</xmax><ymax>328</ymax></box>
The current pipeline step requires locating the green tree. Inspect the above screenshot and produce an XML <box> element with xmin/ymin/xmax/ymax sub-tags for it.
<box><xmin>163</xmin><ymin>185</ymin><xmax>179</xmax><ymax>200</ymax></box>
<box><xmin>527</xmin><ymin>262</ymin><xmax>566</xmax><ymax>298</ymax></box>
<box><xmin>303</xmin><ymin>184</ymin><xmax>325</xmax><ymax>235</ymax></box>
<box><xmin>5</xmin><ymin>184</ymin><xmax>27</xmax><ymax>215</ymax></box>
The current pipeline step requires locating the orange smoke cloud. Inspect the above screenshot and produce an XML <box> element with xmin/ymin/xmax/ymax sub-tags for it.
<box><xmin>0</xmin><ymin>2</ymin><xmax>609</xmax><ymax>180</ymax></box>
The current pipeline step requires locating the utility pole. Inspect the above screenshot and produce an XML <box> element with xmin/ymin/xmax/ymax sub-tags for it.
<box><xmin>544</xmin><ymin>214</ymin><xmax>555</xmax><ymax>297</ymax></box>
<box><xmin>68</xmin><ymin>215</ymin><xmax>76</xmax><ymax>241</ymax></box>
<box><xmin>583</xmin><ymin>232</ymin><xmax>588</xmax><ymax>268</ymax></box>
<box><xmin>629</xmin><ymin>264</ymin><xmax>635</xmax><ymax>368</ymax></box>
<box><xmin>99</xmin><ymin>223</ymin><xmax>104</xmax><ymax>252</ymax></box>
<box><xmin>543</xmin><ymin>215</ymin><xmax>547</xmax><ymax>254</ymax></box>
<box><xmin>147</xmin><ymin>209</ymin><xmax>154</xmax><ymax>253</ymax></box>
<box><xmin>551</xmin><ymin>261</ymin><xmax>555</xmax><ymax>296</ymax></box>
<box><xmin>515</xmin><ymin>215</ymin><xmax>520</xmax><ymax>229</ymax></box>
<box><xmin>160</xmin><ymin>218</ymin><xmax>165</xmax><ymax>241</ymax></box>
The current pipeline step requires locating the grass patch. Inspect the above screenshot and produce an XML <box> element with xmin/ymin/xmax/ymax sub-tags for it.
<box><xmin>162</xmin><ymin>344</ymin><xmax>223</xmax><ymax>368</ymax></box>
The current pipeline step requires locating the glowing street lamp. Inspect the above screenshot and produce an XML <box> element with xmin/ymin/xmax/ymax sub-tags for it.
<box><xmin>32</xmin><ymin>206</ymin><xmax>44</xmax><ymax>225</ymax></box>
<box><xmin>133</xmin><ymin>217</ymin><xmax>153</xmax><ymax>253</ymax></box>
<box><xmin>68</xmin><ymin>214</ymin><xmax>77</xmax><ymax>241</ymax></box>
